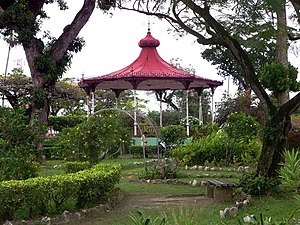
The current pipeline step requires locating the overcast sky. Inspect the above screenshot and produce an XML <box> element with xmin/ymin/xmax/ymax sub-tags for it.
<box><xmin>0</xmin><ymin>1</ymin><xmax>299</xmax><ymax>111</ymax></box>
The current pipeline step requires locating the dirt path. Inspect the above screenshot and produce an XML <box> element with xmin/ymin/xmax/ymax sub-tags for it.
<box><xmin>65</xmin><ymin>192</ymin><xmax>216</xmax><ymax>225</ymax></box>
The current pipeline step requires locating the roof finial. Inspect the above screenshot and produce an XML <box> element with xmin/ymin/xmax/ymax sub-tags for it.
<box><xmin>148</xmin><ymin>17</ymin><xmax>151</xmax><ymax>33</ymax></box>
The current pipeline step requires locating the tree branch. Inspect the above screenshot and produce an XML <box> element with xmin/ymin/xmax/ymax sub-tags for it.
<box><xmin>279</xmin><ymin>92</ymin><xmax>300</xmax><ymax>117</ymax></box>
<box><xmin>180</xmin><ymin>0</ymin><xmax>275</xmax><ymax>113</ymax></box>
<box><xmin>28</xmin><ymin>0</ymin><xmax>46</xmax><ymax>16</ymax></box>
<box><xmin>290</xmin><ymin>0</ymin><xmax>300</xmax><ymax>24</ymax></box>
<box><xmin>51</xmin><ymin>0</ymin><xmax>96</xmax><ymax>62</ymax></box>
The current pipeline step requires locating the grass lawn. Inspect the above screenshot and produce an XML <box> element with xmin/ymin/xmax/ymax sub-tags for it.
<box><xmin>39</xmin><ymin>158</ymin><xmax>300</xmax><ymax>225</ymax></box>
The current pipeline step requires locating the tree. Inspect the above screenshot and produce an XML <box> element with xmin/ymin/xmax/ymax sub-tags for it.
<box><xmin>0</xmin><ymin>68</ymin><xmax>31</xmax><ymax>110</ymax></box>
<box><xmin>50</xmin><ymin>78</ymin><xmax>86</xmax><ymax>116</ymax></box>
<box><xmin>0</xmin><ymin>0</ymin><xmax>115</xmax><ymax>150</ymax></box>
<box><xmin>119</xmin><ymin>0</ymin><xmax>300</xmax><ymax>177</ymax></box>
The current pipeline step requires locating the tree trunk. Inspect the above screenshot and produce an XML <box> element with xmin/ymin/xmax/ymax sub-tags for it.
<box><xmin>257</xmin><ymin>114</ymin><xmax>291</xmax><ymax>177</ymax></box>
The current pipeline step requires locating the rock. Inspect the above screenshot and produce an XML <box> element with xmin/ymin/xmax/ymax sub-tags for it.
<box><xmin>243</xmin><ymin>215</ymin><xmax>254</xmax><ymax>223</ymax></box>
<box><xmin>243</xmin><ymin>199</ymin><xmax>250</xmax><ymax>207</ymax></box>
<box><xmin>223</xmin><ymin>207</ymin><xmax>230</xmax><ymax>217</ymax></box>
<box><xmin>211</xmin><ymin>167</ymin><xmax>216</xmax><ymax>171</ymax></box>
<box><xmin>200</xmin><ymin>181</ymin><xmax>207</xmax><ymax>186</ymax></box>
<box><xmin>41</xmin><ymin>216</ymin><xmax>51</xmax><ymax>224</ymax></box>
<box><xmin>244</xmin><ymin>166</ymin><xmax>251</xmax><ymax>172</ymax></box>
<box><xmin>185</xmin><ymin>165</ymin><xmax>188</xmax><ymax>170</ymax></box>
<box><xmin>63</xmin><ymin>210</ymin><xmax>71</xmax><ymax>222</ymax></box>
<box><xmin>237</xmin><ymin>166</ymin><xmax>244</xmax><ymax>173</ymax></box>
<box><xmin>236</xmin><ymin>201</ymin><xmax>244</xmax><ymax>210</ymax></box>
<box><xmin>220</xmin><ymin>210</ymin><xmax>225</xmax><ymax>219</ymax></box>
<box><xmin>198</xmin><ymin>166</ymin><xmax>203</xmax><ymax>170</ymax></box>
<box><xmin>3</xmin><ymin>221</ymin><xmax>13</xmax><ymax>225</ymax></box>
<box><xmin>229</xmin><ymin>207</ymin><xmax>238</xmax><ymax>217</ymax></box>
<box><xmin>74</xmin><ymin>212</ymin><xmax>82</xmax><ymax>219</ymax></box>
<box><xmin>191</xmin><ymin>179</ymin><xmax>198</xmax><ymax>187</ymax></box>
<box><xmin>191</xmin><ymin>165</ymin><xmax>198</xmax><ymax>170</ymax></box>
<box><xmin>204</xmin><ymin>166</ymin><xmax>210</xmax><ymax>171</ymax></box>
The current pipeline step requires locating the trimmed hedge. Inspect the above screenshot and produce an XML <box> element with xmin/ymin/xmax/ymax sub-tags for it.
<box><xmin>128</xmin><ymin>146</ymin><xmax>162</xmax><ymax>157</ymax></box>
<box><xmin>64</xmin><ymin>161</ymin><xmax>91</xmax><ymax>173</ymax></box>
<box><xmin>0</xmin><ymin>163</ymin><xmax>121</xmax><ymax>222</ymax></box>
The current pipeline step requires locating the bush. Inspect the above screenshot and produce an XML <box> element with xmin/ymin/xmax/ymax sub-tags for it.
<box><xmin>158</xmin><ymin>125</ymin><xmax>185</xmax><ymax>146</ymax></box>
<box><xmin>279</xmin><ymin>149</ymin><xmax>300</xmax><ymax>193</ymax></box>
<box><xmin>48</xmin><ymin>115</ymin><xmax>86</xmax><ymax>132</ymax></box>
<box><xmin>287</xmin><ymin>130</ymin><xmax>300</xmax><ymax>151</ymax></box>
<box><xmin>128</xmin><ymin>146</ymin><xmax>159</xmax><ymax>157</ymax></box>
<box><xmin>64</xmin><ymin>161</ymin><xmax>91</xmax><ymax>173</ymax></box>
<box><xmin>139</xmin><ymin>159</ymin><xmax>179</xmax><ymax>180</ymax></box>
<box><xmin>171</xmin><ymin>125</ymin><xmax>261</xmax><ymax>166</ymax></box>
<box><xmin>0</xmin><ymin>163</ymin><xmax>121</xmax><ymax>221</ymax></box>
<box><xmin>239</xmin><ymin>172</ymin><xmax>281</xmax><ymax>196</ymax></box>
<box><xmin>0</xmin><ymin>108</ymin><xmax>40</xmax><ymax>181</ymax></box>
<box><xmin>57</xmin><ymin>111</ymin><xmax>132</xmax><ymax>163</ymax></box>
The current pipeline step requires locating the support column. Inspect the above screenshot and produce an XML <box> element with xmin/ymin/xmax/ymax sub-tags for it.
<box><xmin>211</xmin><ymin>87</ymin><xmax>215</xmax><ymax>123</ymax></box>
<box><xmin>133</xmin><ymin>90</ymin><xmax>138</xmax><ymax>136</ymax></box>
<box><xmin>186</xmin><ymin>90</ymin><xmax>190</xmax><ymax>137</ymax></box>
<box><xmin>196</xmin><ymin>88</ymin><xmax>204</xmax><ymax>126</ymax></box>
<box><xmin>156</xmin><ymin>90</ymin><xmax>164</xmax><ymax>128</ymax></box>
<box><xmin>199</xmin><ymin>95</ymin><xmax>203</xmax><ymax>125</ymax></box>
<box><xmin>91</xmin><ymin>91</ymin><xmax>95</xmax><ymax>115</ymax></box>
<box><xmin>2</xmin><ymin>41</ymin><xmax>11</xmax><ymax>107</ymax></box>
<box><xmin>86</xmin><ymin>94</ymin><xmax>90</xmax><ymax>117</ymax></box>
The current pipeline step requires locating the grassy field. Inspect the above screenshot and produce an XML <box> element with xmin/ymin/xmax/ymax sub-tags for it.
<box><xmin>40</xmin><ymin>158</ymin><xmax>300</xmax><ymax>225</ymax></box>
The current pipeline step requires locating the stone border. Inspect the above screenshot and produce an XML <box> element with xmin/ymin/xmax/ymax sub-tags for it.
<box><xmin>4</xmin><ymin>189</ymin><xmax>124</xmax><ymax>225</ymax></box>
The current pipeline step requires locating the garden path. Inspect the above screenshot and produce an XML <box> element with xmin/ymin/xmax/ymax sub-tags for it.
<box><xmin>65</xmin><ymin>191</ymin><xmax>216</xmax><ymax>225</ymax></box>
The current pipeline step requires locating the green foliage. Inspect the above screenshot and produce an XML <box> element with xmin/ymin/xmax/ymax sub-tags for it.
<box><xmin>0</xmin><ymin>163</ymin><xmax>121</xmax><ymax>221</ymax></box>
<box><xmin>158</xmin><ymin>125</ymin><xmax>185</xmax><ymax>146</ymax></box>
<box><xmin>190</xmin><ymin>123</ymin><xmax>220</xmax><ymax>140</ymax></box>
<box><xmin>239</xmin><ymin>172</ymin><xmax>281</xmax><ymax>196</ymax></box>
<box><xmin>128</xmin><ymin>146</ymin><xmax>159</xmax><ymax>157</ymax></box>
<box><xmin>260</xmin><ymin>63</ymin><xmax>300</xmax><ymax>93</ymax></box>
<box><xmin>148</xmin><ymin>110</ymin><xmax>182</xmax><ymax>126</ymax></box>
<box><xmin>279</xmin><ymin>149</ymin><xmax>300</xmax><ymax>193</ymax></box>
<box><xmin>0</xmin><ymin>108</ymin><xmax>40</xmax><ymax>181</ymax></box>
<box><xmin>64</xmin><ymin>161</ymin><xmax>91</xmax><ymax>173</ymax></box>
<box><xmin>139</xmin><ymin>159</ymin><xmax>179</xmax><ymax>180</ymax></box>
<box><xmin>180</xmin><ymin>116</ymin><xmax>199</xmax><ymax>126</ymax></box>
<box><xmin>129</xmin><ymin>210</ymin><xmax>167</xmax><ymax>225</ymax></box>
<box><xmin>49</xmin><ymin>115</ymin><xmax>86</xmax><ymax>132</ymax></box>
<box><xmin>31</xmin><ymin>88</ymin><xmax>47</xmax><ymax>109</ymax></box>
<box><xmin>216</xmin><ymin>90</ymin><xmax>265</xmax><ymax>125</ymax></box>
<box><xmin>57</xmin><ymin>112</ymin><xmax>131</xmax><ymax>163</ymax></box>
<box><xmin>172</xmin><ymin>129</ymin><xmax>261</xmax><ymax>166</ymax></box>
<box><xmin>224</xmin><ymin>112</ymin><xmax>259</xmax><ymax>143</ymax></box>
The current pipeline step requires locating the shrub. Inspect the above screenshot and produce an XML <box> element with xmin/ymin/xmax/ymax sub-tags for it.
<box><xmin>48</xmin><ymin>115</ymin><xmax>86</xmax><ymax>132</ymax></box>
<box><xmin>0</xmin><ymin>108</ymin><xmax>40</xmax><ymax>181</ymax></box>
<box><xmin>172</xmin><ymin>123</ymin><xmax>261</xmax><ymax>166</ymax></box>
<box><xmin>128</xmin><ymin>146</ymin><xmax>159</xmax><ymax>157</ymax></box>
<box><xmin>57</xmin><ymin>111</ymin><xmax>131</xmax><ymax>163</ymax></box>
<box><xmin>139</xmin><ymin>159</ymin><xmax>179</xmax><ymax>180</ymax></box>
<box><xmin>158</xmin><ymin>125</ymin><xmax>185</xmax><ymax>146</ymax></box>
<box><xmin>279</xmin><ymin>149</ymin><xmax>300</xmax><ymax>193</ymax></box>
<box><xmin>171</xmin><ymin>130</ymin><xmax>228</xmax><ymax>165</ymax></box>
<box><xmin>287</xmin><ymin>130</ymin><xmax>300</xmax><ymax>151</ymax></box>
<box><xmin>0</xmin><ymin>163</ymin><xmax>121</xmax><ymax>221</ymax></box>
<box><xmin>64</xmin><ymin>161</ymin><xmax>91</xmax><ymax>173</ymax></box>
<box><xmin>239</xmin><ymin>172</ymin><xmax>281</xmax><ymax>196</ymax></box>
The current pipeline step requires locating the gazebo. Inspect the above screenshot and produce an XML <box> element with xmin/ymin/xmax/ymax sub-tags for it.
<box><xmin>78</xmin><ymin>28</ymin><xmax>223</xmax><ymax>136</ymax></box>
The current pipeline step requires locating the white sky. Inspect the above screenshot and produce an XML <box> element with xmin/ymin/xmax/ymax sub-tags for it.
<box><xmin>0</xmin><ymin>1</ymin><xmax>299</xmax><ymax>111</ymax></box>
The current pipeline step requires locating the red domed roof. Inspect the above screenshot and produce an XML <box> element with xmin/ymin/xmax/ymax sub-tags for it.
<box><xmin>138</xmin><ymin>31</ymin><xmax>160</xmax><ymax>48</ymax></box>
<box><xmin>79</xmin><ymin>30</ymin><xmax>222</xmax><ymax>92</ymax></box>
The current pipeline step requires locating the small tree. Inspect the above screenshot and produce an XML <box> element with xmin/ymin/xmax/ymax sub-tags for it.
<box><xmin>58</xmin><ymin>112</ymin><xmax>131</xmax><ymax>163</ymax></box>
